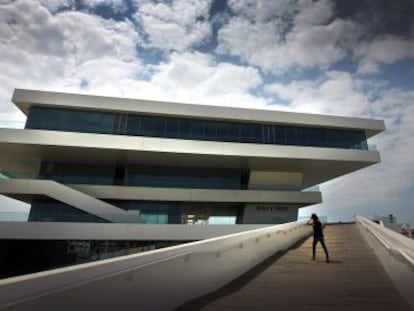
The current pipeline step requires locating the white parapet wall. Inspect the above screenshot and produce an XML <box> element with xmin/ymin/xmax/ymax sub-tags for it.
<box><xmin>0</xmin><ymin>221</ymin><xmax>311</xmax><ymax>311</ymax></box>
<box><xmin>355</xmin><ymin>215</ymin><xmax>414</xmax><ymax>309</ymax></box>
<box><xmin>0</xmin><ymin>179</ymin><xmax>136</xmax><ymax>223</ymax></box>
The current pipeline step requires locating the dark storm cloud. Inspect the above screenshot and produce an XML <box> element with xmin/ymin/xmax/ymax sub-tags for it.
<box><xmin>335</xmin><ymin>0</ymin><xmax>414</xmax><ymax>37</ymax></box>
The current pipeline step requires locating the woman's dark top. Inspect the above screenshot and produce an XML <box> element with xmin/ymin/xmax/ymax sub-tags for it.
<box><xmin>313</xmin><ymin>220</ymin><xmax>324</xmax><ymax>237</ymax></box>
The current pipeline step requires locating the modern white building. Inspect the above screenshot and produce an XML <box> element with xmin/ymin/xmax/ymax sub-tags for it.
<box><xmin>0</xmin><ymin>89</ymin><xmax>385</xmax><ymax>275</ymax></box>
<box><xmin>0</xmin><ymin>89</ymin><xmax>385</xmax><ymax>226</ymax></box>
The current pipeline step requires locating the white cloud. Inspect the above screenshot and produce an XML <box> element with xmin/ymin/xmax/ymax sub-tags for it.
<box><xmin>265</xmin><ymin>70</ymin><xmax>370</xmax><ymax>116</ymax></box>
<box><xmin>58</xmin><ymin>57</ymin><xmax>143</xmax><ymax>96</ymax></box>
<box><xmin>75</xmin><ymin>51</ymin><xmax>268</xmax><ymax>109</ymax></box>
<box><xmin>0</xmin><ymin>0</ymin><xmax>140</xmax><ymax>119</ymax></box>
<box><xmin>147</xmin><ymin>52</ymin><xmax>266</xmax><ymax>107</ymax></box>
<box><xmin>0</xmin><ymin>1</ymin><xmax>267</xmax><ymax>119</ymax></box>
<box><xmin>228</xmin><ymin>0</ymin><xmax>298</xmax><ymax>22</ymax></box>
<box><xmin>81</xmin><ymin>0</ymin><xmax>127</xmax><ymax>12</ymax></box>
<box><xmin>48</xmin><ymin>49</ymin><xmax>269</xmax><ymax>110</ymax></box>
<box><xmin>134</xmin><ymin>0</ymin><xmax>212</xmax><ymax>51</ymax></box>
<box><xmin>355</xmin><ymin>35</ymin><xmax>414</xmax><ymax>74</ymax></box>
<box><xmin>294</xmin><ymin>0</ymin><xmax>333</xmax><ymax>28</ymax></box>
<box><xmin>217</xmin><ymin>0</ymin><xmax>357</xmax><ymax>73</ymax></box>
<box><xmin>59</xmin><ymin>11</ymin><xmax>139</xmax><ymax>62</ymax></box>
<box><xmin>0</xmin><ymin>1</ymin><xmax>139</xmax><ymax>63</ymax></box>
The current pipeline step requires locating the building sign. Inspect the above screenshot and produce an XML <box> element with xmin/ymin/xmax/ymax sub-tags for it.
<box><xmin>255</xmin><ymin>204</ymin><xmax>289</xmax><ymax>212</ymax></box>
<box><xmin>242</xmin><ymin>203</ymin><xmax>299</xmax><ymax>224</ymax></box>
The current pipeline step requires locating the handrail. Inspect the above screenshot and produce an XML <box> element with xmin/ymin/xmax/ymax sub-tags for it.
<box><xmin>355</xmin><ymin>215</ymin><xmax>414</xmax><ymax>266</ymax></box>
<box><xmin>199</xmin><ymin>229</ymin><xmax>289</xmax><ymax>255</ymax></box>
<box><xmin>0</xmin><ymin>220</ymin><xmax>312</xmax><ymax>311</ymax></box>
<box><xmin>1</xmin><ymin>252</ymin><xmax>192</xmax><ymax>308</ymax></box>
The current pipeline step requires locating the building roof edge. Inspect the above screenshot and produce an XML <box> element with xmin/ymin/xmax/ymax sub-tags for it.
<box><xmin>12</xmin><ymin>88</ymin><xmax>385</xmax><ymax>138</ymax></box>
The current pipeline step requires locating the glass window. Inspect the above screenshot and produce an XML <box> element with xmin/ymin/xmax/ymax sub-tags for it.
<box><xmin>117</xmin><ymin>114</ymin><xmax>128</xmax><ymax>135</ymax></box>
<box><xmin>216</xmin><ymin>122</ymin><xmax>228</xmax><ymax>141</ymax></box>
<box><xmin>204</xmin><ymin>121</ymin><xmax>216</xmax><ymax>140</ymax></box>
<box><xmin>140</xmin><ymin>117</ymin><xmax>155</xmax><ymax>136</ymax></box>
<box><xmin>126</xmin><ymin>165</ymin><xmax>241</xmax><ymax>189</ymax></box>
<box><xmin>179</xmin><ymin>119</ymin><xmax>191</xmax><ymax>139</ymax></box>
<box><xmin>295</xmin><ymin>127</ymin><xmax>306</xmax><ymax>146</ymax></box>
<box><xmin>152</xmin><ymin>117</ymin><xmax>166</xmax><ymax>136</ymax></box>
<box><xmin>228</xmin><ymin>123</ymin><xmax>240</xmax><ymax>142</ymax></box>
<box><xmin>25</xmin><ymin>107</ymin><xmax>368</xmax><ymax>150</ymax></box>
<box><xmin>240</xmin><ymin>123</ymin><xmax>251</xmax><ymax>142</ymax></box>
<box><xmin>318</xmin><ymin>129</ymin><xmax>328</xmax><ymax>147</ymax></box>
<box><xmin>165</xmin><ymin>118</ymin><xmax>179</xmax><ymax>138</ymax></box>
<box><xmin>111</xmin><ymin>201</ymin><xmax>181</xmax><ymax>224</ymax></box>
<box><xmin>285</xmin><ymin>127</ymin><xmax>296</xmax><ymax>145</ymax></box>
<box><xmin>306</xmin><ymin>128</ymin><xmax>319</xmax><ymax>146</ymax></box>
<box><xmin>263</xmin><ymin>125</ymin><xmax>274</xmax><ymax>144</ymax></box>
<box><xmin>29</xmin><ymin>198</ymin><xmax>107</xmax><ymax>223</ymax></box>
<box><xmin>26</xmin><ymin>107</ymin><xmax>56</xmax><ymax>129</ymax></box>
<box><xmin>57</xmin><ymin>109</ymin><xmax>84</xmax><ymax>132</ymax></box>
<box><xmin>145</xmin><ymin>214</ymin><xmax>168</xmax><ymax>224</ymax></box>
<box><xmin>126</xmin><ymin>115</ymin><xmax>141</xmax><ymax>136</ymax></box>
<box><xmin>191</xmin><ymin>120</ymin><xmax>205</xmax><ymax>139</ymax></box>
<box><xmin>274</xmin><ymin>127</ymin><xmax>286</xmax><ymax>145</ymax></box>
<box><xmin>84</xmin><ymin>112</ymin><xmax>114</xmax><ymax>134</ymax></box>
<box><xmin>251</xmin><ymin>124</ymin><xmax>263</xmax><ymax>143</ymax></box>
<box><xmin>40</xmin><ymin>162</ymin><xmax>115</xmax><ymax>185</ymax></box>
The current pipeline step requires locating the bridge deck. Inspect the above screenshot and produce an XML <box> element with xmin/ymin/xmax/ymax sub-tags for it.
<box><xmin>176</xmin><ymin>224</ymin><xmax>412</xmax><ymax>311</ymax></box>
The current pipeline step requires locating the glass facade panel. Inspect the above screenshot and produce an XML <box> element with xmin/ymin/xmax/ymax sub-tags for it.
<box><xmin>37</xmin><ymin>162</ymin><xmax>241</xmax><ymax>189</ymax></box>
<box><xmin>140</xmin><ymin>116</ymin><xmax>155</xmax><ymax>136</ymax></box>
<box><xmin>125</xmin><ymin>114</ymin><xmax>140</xmax><ymax>135</ymax></box>
<box><xmin>216</xmin><ymin>122</ymin><xmax>229</xmax><ymax>141</ymax></box>
<box><xmin>29</xmin><ymin>198</ymin><xmax>107</xmax><ymax>223</ymax></box>
<box><xmin>228</xmin><ymin>123</ymin><xmax>240</xmax><ymax>142</ymax></box>
<box><xmin>153</xmin><ymin>117</ymin><xmax>165</xmax><ymax>137</ymax></box>
<box><xmin>179</xmin><ymin>119</ymin><xmax>191</xmax><ymax>139</ymax></box>
<box><xmin>84</xmin><ymin>111</ymin><xmax>114</xmax><ymax>134</ymax></box>
<box><xmin>251</xmin><ymin>124</ymin><xmax>263</xmax><ymax>143</ymax></box>
<box><xmin>204</xmin><ymin>121</ymin><xmax>216</xmax><ymax>140</ymax></box>
<box><xmin>125</xmin><ymin>165</ymin><xmax>241</xmax><ymax>189</ymax></box>
<box><xmin>26</xmin><ymin>107</ymin><xmax>57</xmax><ymax>129</ymax></box>
<box><xmin>39</xmin><ymin>162</ymin><xmax>115</xmax><ymax>185</ymax></box>
<box><xmin>25</xmin><ymin>106</ymin><xmax>369</xmax><ymax>150</ymax></box>
<box><xmin>191</xmin><ymin>119</ymin><xmax>205</xmax><ymax>139</ymax></box>
<box><xmin>165</xmin><ymin>118</ymin><xmax>179</xmax><ymax>138</ymax></box>
<box><xmin>58</xmin><ymin>110</ymin><xmax>83</xmax><ymax>132</ymax></box>
<box><xmin>106</xmin><ymin>200</ymin><xmax>181</xmax><ymax>224</ymax></box>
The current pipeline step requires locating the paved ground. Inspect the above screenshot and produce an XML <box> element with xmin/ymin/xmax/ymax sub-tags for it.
<box><xmin>176</xmin><ymin>224</ymin><xmax>413</xmax><ymax>311</ymax></box>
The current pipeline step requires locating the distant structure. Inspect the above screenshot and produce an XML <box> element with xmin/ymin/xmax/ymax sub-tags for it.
<box><xmin>0</xmin><ymin>89</ymin><xmax>385</xmax><ymax>275</ymax></box>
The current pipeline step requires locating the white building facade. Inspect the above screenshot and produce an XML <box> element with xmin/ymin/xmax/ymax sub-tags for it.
<box><xmin>0</xmin><ymin>89</ymin><xmax>384</xmax><ymax>228</ymax></box>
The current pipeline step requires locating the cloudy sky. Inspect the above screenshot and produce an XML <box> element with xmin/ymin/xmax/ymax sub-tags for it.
<box><xmin>1</xmin><ymin>0</ymin><xmax>414</xmax><ymax>225</ymax></box>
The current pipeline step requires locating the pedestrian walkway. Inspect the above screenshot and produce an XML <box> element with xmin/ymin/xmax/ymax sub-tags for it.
<box><xmin>176</xmin><ymin>224</ymin><xmax>412</xmax><ymax>311</ymax></box>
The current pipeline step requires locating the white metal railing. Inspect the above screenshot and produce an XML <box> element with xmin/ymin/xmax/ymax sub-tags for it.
<box><xmin>355</xmin><ymin>215</ymin><xmax>414</xmax><ymax>266</ymax></box>
<box><xmin>0</xmin><ymin>220</ymin><xmax>311</xmax><ymax>311</ymax></box>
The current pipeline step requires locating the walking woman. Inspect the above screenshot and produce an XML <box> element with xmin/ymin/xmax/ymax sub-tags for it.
<box><xmin>307</xmin><ymin>213</ymin><xmax>330</xmax><ymax>262</ymax></box>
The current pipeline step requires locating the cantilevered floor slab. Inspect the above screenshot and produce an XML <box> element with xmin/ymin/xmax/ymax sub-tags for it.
<box><xmin>176</xmin><ymin>224</ymin><xmax>412</xmax><ymax>311</ymax></box>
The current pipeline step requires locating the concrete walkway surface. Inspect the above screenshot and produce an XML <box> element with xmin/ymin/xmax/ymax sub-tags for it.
<box><xmin>176</xmin><ymin>224</ymin><xmax>413</xmax><ymax>311</ymax></box>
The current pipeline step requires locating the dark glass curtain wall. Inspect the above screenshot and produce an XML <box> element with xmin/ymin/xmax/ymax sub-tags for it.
<box><xmin>26</xmin><ymin>106</ymin><xmax>368</xmax><ymax>150</ymax></box>
<box><xmin>38</xmin><ymin>163</ymin><xmax>243</xmax><ymax>189</ymax></box>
